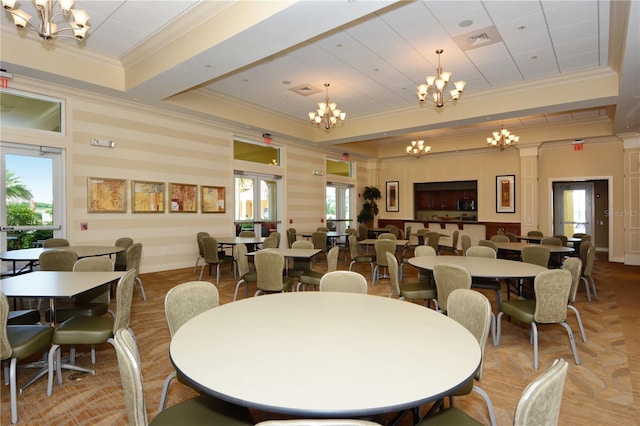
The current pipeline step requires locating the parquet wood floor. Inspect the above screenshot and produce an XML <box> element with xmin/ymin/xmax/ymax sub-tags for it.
<box><xmin>2</xmin><ymin>252</ymin><xmax>638</xmax><ymax>425</ymax></box>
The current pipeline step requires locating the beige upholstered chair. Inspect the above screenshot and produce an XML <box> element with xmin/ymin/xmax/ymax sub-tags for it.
<box><xmin>311</xmin><ymin>231</ymin><xmax>328</xmax><ymax>259</ymax></box>
<box><xmin>478</xmin><ymin>239</ymin><xmax>498</xmax><ymax>254</ymax></box>
<box><xmin>385</xmin><ymin>224</ymin><xmax>401</xmax><ymax>238</ymax></box>
<box><xmin>159</xmin><ymin>281</ymin><xmax>220</xmax><ymax>412</ymax></box>
<box><xmin>113</xmin><ymin>328</ymin><xmax>253</xmax><ymax>426</ymax></box>
<box><xmin>466</xmin><ymin>246</ymin><xmax>503</xmax><ymax>310</ymax></box>
<box><xmin>289</xmin><ymin>240</ymin><xmax>314</xmax><ymax>279</ymax></box>
<box><xmin>399</xmin><ymin>241</ymin><xmax>437</xmax><ymax>282</ymax></box>
<box><xmin>286</xmin><ymin>228</ymin><xmax>297</xmax><ymax>248</ymax></box>
<box><xmin>193</xmin><ymin>232</ymin><xmax>209</xmax><ymax>273</ymax></box>
<box><xmin>115</xmin><ymin>237</ymin><xmax>134</xmax><ymax>272</ymax></box>
<box><xmin>233</xmin><ymin>244</ymin><xmax>257</xmax><ymax>301</ymax></box>
<box><xmin>504</xmin><ymin>232</ymin><xmax>518</xmax><ymax>242</ymax></box>
<box><xmin>298</xmin><ymin>246</ymin><xmax>339</xmax><ymax>291</ymax></box>
<box><xmin>387</xmin><ymin>252</ymin><xmax>436</xmax><ymax>308</ymax></box>
<box><xmin>47</xmin><ymin>269</ymin><xmax>136</xmax><ymax>395</ymax></box>
<box><xmin>527</xmin><ymin>230</ymin><xmax>544</xmax><ymax>237</ymax></box>
<box><xmin>270</xmin><ymin>232</ymin><xmax>282</xmax><ymax>247</ymax></box>
<box><xmin>496</xmin><ymin>269</ymin><xmax>580</xmax><ymax>370</ymax></box>
<box><xmin>372</xmin><ymin>238</ymin><xmax>395</xmax><ymax>285</ymax></box>
<box><xmin>319</xmin><ymin>271</ymin><xmax>368</xmax><ymax>294</ymax></box>
<box><xmin>521</xmin><ymin>245</ymin><xmax>550</xmax><ymax>267</ymax></box>
<box><xmin>254</xmin><ymin>250</ymin><xmax>293</xmax><ymax>296</ymax></box>
<box><xmin>490</xmin><ymin>234</ymin><xmax>509</xmax><ymax>243</ymax></box>
<box><xmin>553</xmin><ymin>235</ymin><xmax>569</xmax><ymax>246</ymax></box>
<box><xmin>445</xmin><ymin>289</ymin><xmax>497</xmax><ymax>426</ymax></box>
<box><xmin>377</xmin><ymin>232</ymin><xmax>396</xmax><ymax>240</ymax></box>
<box><xmin>423</xmin><ymin>231</ymin><xmax>440</xmax><ymax>254</ymax></box>
<box><xmin>357</xmin><ymin>224</ymin><xmax>368</xmax><ymax>241</ymax></box>
<box><xmin>338</xmin><ymin>228</ymin><xmax>356</xmax><ymax>260</ymax></box>
<box><xmin>127</xmin><ymin>242</ymin><xmax>147</xmax><ymax>301</ymax></box>
<box><xmin>256</xmin><ymin>420</ymin><xmax>381</xmax><ymax>426</ymax></box>
<box><xmin>541</xmin><ymin>237</ymin><xmax>562</xmax><ymax>246</ymax></box>
<box><xmin>460</xmin><ymin>234</ymin><xmax>472</xmax><ymax>255</ymax></box>
<box><xmin>581</xmin><ymin>245</ymin><xmax>597</xmax><ymax>302</ymax></box>
<box><xmin>438</xmin><ymin>230</ymin><xmax>459</xmax><ymax>255</ymax></box>
<box><xmin>1</xmin><ymin>292</ymin><xmax>54</xmax><ymax>424</ymax></box>
<box><xmin>262</xmin><ymin>235</ymin><xmax>279</xmax><ymax>248</ymax></box>
<box><xmin>199</xmin><ymin>237</ymin><xmax>235</xmax><ymax>285</ymax></box>
<box><xmin>42</xmin><ymin>238</ymin><xmax>70</xmax><ymax>247</ymax></box>
<box><xmin>416</xmin><ymin>228</ymin><xmax>429</xmax><ymax>245</ymax></box>
<box><xmin>432</xmin><ymin>263</ymin><xmax>472</xmax><ymax>313</ymax></box>
<box><xmin>316</xmin><ymin>226</ymin><xmax>329</xmax><ymax>232</ymax></box>
<box><xmin>418</xmin><ymin>359</ymin><xmax>568</xmax><ymax>426</ymax></box>
<box><xmin>348</xmin><ymin>234</ymin><xmax>375</xmax><ymax>277</ymax></box>
<box><xmin>239</xmin><ymin>230</ymin><xmax>255</xmax><ymax>237</ymax></box>
<box><xmin>562</xmin><ymin>257</ymin><xmax>587</xmax><ymax>343</ymax></box>
<box><xmin>39</xmin><ymin>249</ymin><xmax>77</xmax><ymax>271</ymax></box>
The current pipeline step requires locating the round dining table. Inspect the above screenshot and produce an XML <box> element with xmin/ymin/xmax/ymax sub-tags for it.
<box><xmin>170</xmin><ymin>292</ymin><xmax>481</xmax><ymax>418</ymax></box>
<box><xmin>493</xmin><ymin>242</ymin><xmax>574</xmax><ymax>255</ymax></box>
<box><xmin>408</xmin><ymin>255</ymin><xmax>548</xmax><ymax>279</ymax></box>
<box><xmin>1</xmin><ymin>246</ymin><xmax>125</xmax><ymax>276</ymax></box>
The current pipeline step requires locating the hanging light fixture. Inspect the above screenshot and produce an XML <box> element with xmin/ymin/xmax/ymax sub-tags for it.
<box><xmin>417</xmin><ymin>49</ymin><xmax>465</xmax><ymax>108</ymax></box>
<box><xmin>2</xmin><ymin>0</ymin><xmax>90</xmax><ymax>40</ymax></box>
<box><xmin>406</xmin><ymin>135</ymin><xmax>431</xmax><ymax>158</ymax></box>
<box><xmin>487</xmin><ymin>125</ymin><xmax>519</xmax><ymax>150</ymax></box>
<box><xmin>308</xmin><ymin>83</ymin><xmax>346</xmax><ymax>130</ymax></box>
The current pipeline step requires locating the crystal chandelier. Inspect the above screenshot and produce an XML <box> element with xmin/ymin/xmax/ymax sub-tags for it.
<box><xmin>406</xmin><ymin>136</ymin><xmax>431</xmax><ymax>158</ymax></box>
<box><xmin>2</xmin><ymin>0</ymin><xmax>90</xmax><ymax>40</ymax></box>
<box><xmin>308</xmin><ymin>83</ymin><xmax>346</xmax><ymax>130</ymax></box>
<box><xmin>487</xmin><ymin>125</ymin><xmax>519</xmax><ymax>150</ymax></box>
<box><xmin>417</xmin><ymin>49</ymin><xmax>465</xmax><ymax>108</ymax></box>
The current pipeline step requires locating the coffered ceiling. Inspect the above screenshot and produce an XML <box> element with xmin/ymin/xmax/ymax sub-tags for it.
<box><xmin>1</xmin><ymin>1</ymin><xmax>638</xmax><ymax>159</ymax></box>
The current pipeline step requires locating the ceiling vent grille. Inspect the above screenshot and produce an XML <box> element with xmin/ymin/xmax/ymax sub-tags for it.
<box><xmin>289</xmin><ymin>84</ymin><xmax>322</xmax><ymax>96</ymax></box>
<box><xmin>454</xmin><ymin>26</ymin><xmax>503</xmax><ymax>51</ymax></box>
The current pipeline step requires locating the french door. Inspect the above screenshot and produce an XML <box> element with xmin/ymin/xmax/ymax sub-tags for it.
<box><xmin>234</xmin><ymin>172</ymin><xmax>281</xmax><ymax>237</ymax></box>
<box><xmin>326</xmin><ymin>183</ymin><xmax>352</xmax><ymax>232</ymax></box>
<box><xmin>552</xmin><ymin>182</ymin><xmax>593</xmax><ymax>237</ymax></box>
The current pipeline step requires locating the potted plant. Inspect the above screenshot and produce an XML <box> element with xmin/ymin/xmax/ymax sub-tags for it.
<box><xmin>357</xmin><ymin>186</ymin><xmax>381</xmax><ymax>227</ymax></box>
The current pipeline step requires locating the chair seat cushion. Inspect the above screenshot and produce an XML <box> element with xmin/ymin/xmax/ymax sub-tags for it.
<box><xmin>6</xmin><ymin>325</ymin><xmax>54</xmax><ymax>360</ymax></box>
<box><xmin>354</xmin><ymin>255</ymin><xmax>375</xmax><ymax>262</ymax></box>
<box><xmin>283</xmin><ymin>277</ymin><xmax>294</xmax><ymax>292</ymax></box>
<box><xmin>46</xmin><ymin>303</ymin><xmax>109</xmax><ymax>323</ymax></box>
<box><xmin>52</xmin><ymin>316</ymin><xmax>114</xmax><ymax>345</ymax></box>
<box><xmin>242</xmin><ymin>271</ymin><xmax>257</xmax><ymax>282</ymax></box>
<box><xmin>500</xmin><ymin>300</ymin><xmax>535</xmax><ymax>323</ymax></box>
<box><xmin>471</xmin><ymin>278</ymin><xmax>501</xmax><ymax>290</ymax></box>
<box><xmin>8</xmin><ymin>309</ymin><xmax>41</xmax><ymax>325</ymax></box>
<box><xmin>151</xmin><ymin>394</ymin><xmax>253</xmax><ymax>425</ymax></box>
<box><xmin>299</xmin><ymin>270</ymin><xmax>324</xmax><ymax>286</ymax></box>
<box><xmin>400</xmin><ymin>281</ymin><xmax>437</xmax><ymax>300</ymax></box>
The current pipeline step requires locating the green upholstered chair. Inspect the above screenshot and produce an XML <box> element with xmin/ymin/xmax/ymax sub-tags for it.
<box><xmin>496</xmin><ymin>269</ymin><xmax>580</xmax><ymax>370</ymax></box>
<box><xmin>159</xmin><ymin>281</ymin><xmax>220</xmax><ymax>412</ymax></box>
<box><xmin>42</xmin><ymin>238</ymin><xmax>70</xmax><ymax>247</ymax></box>
<box><xmin>521</xmin><ymin>245</ymin><xmax>550</xmax><ymax>267</ymax></box>
<box><xmin>232</xmin><ymin>244</ymin><xmax>257</xmax><ymax>301</ymax></box>
<box><xmin>348</xmin><ymin>234</ymin><xmax>375</xmax><ymax>277</ymax></box>
<box><xmin>478</xmin><ymin>239</ymin><xmax>497</xmax><ymax>254</ymax></box>
<box><xmin>316</xmin><ymin>226</ymin><xmax>329</xmax><ymax>232</ymax></box>
<box><xmin>199</xmin><ymin>237</ymin><xmax>235</xmax><ymax>285</ymax></box>
<box><xmin>288</xmin><ymin>240</ymin><xmax>314</xmax><ymax>279</ymax></box>
<box><xmin>504</xmin><ymin>232</ymin><xmax>518</xmax><ymax>242</ymax></box>
<box><xmin>298</xmin><ymin>246</ymin><xmax>339</xmax><ymax>291</ymax></box>
<box><xmin>377</xmin><ymin>232</ymin><xmax>396</xmax><ymax>240</ymax></box>
<box><xmin>372</xmin><ymin>238</ymin><xmax>395</xmax><ymax>285</ymax></box>
<box><xmin>1</xmin><ymin>292</ymin><xmax>54</xmax><ymax>424</ymax></box>
<box><xmin>7</xmin><ymin>309</ymin><xmax>40</xmax><ymax>325</ymax></box>
<box><xmin>416</xmin><ymin>228</ymin><xmax>429</xmax><ymax>245</ymax></box>
<box><xmin>417</xmin><ymin>359</ymin><xmax>568</xmax><ymax>426</ymax></box>
<box><xmin>438</xmin><ymin>230</ymin><xmax>460</xmax><ymax>255</ymax></box>
<box><xmin>270</xmin><ymin>232</ymin><xmax>282</xmax><ymax>247</ymax></box>
<box><xmin>553</xmin><ymin>235</ymin><xmax>569</xmax><ymax>246</ymax></box>
<box><xmin>423</xmin><ymin>232</ymin><xmax>441</xmax><ymax>254</ymax></box>
<box><xmin>460</xmin><ymin>234</ymin><xmax>472</xmax><ymax>255</ymax></box>
<box><xmin>39</xmin><ymin>249</ymin><xmax>77</xmax><ymax>271</ymax></box>
<box><xmin>356</xmin><ymin>224</ymin><xmax>368</xmax><ymax>241</ymax></box>
<box><xmin>337</xmin><ymin>227</ymin><xmax>356</xmax><ymax>261</ymax></box>
<box><xmin>262</xmin><ymin>235</ymin><xmax>279</xmax><ymax>248</ymax></box>
<box><xmin>193</xmin><ymin>232</ymin><xmax>209</xmax><ymax>273</ymax></box>
<box><xmin>490</xmin><ymin>234</ymin><xmax>509</xmax><ymax>243</ymax></box>
<box><xmin>46</xmin><ymin>269</ymin><xmax>137</xmax><ymax>395</ymax></box>
<box><xmin>466</xmin><ymin>246</ymin><xmax>503</xmax><ymax>310</ymax></box>
<box><xmin>286</xmin><ymin>228</ymin><xmax>297</xmax><ymax>248</ymax></box>
<box><xmin>527</xmin><ymin>230</ymin><xmax>544</xmax><ymax>237</ymax></box>
<box><xmin>580</xmin><ymin>245</ymin><xmax>597</xmax><ymax>302</ymax></box>
<box><xmin>387</xmin><ymin>252</ymin><xmax>436</xmax><ymax>309</ymax></box>
<box><xmin>319</xmin><ymin>271</ymin><xmax>368</xmax><ymax>294</ymax></box>
<box><xmin>445</xmin><ymin>289</ymin><xmax>496</xmax><ymax>426</ymax></box>
<box><xmin>311</xmin><ymin>231</ymin><xmax>328</xmax><ymax>259</ymax></box>
<box><xmin>562</xmin><ymin>257</ymin><xmax>587</xmax><ymax>343</ymax></box>
<box><xmin>115</xmin><ymin>237</ymin><xmax>134</xmax><ymax>272</ymax></box>
<box><xmin>126</xmin><ymin>242</ymin><xmax>147</xmax><ymax>301</ymax></box>
<box><xmin>254</xmin><ymin>250</ymin><xmax>293</xmax><ymax>296</ymax></box>
<box><xmin>399</xmin><ymin>239</ymin><xmax>437</xmax><ymax>282</ymax></box>
<box><xmin>113</xmin><ymin>328</ymin><xmax>254</xmax><ymax>426</ymax></box>
<box><xmin>239</xmin><ymin>230</ymin><xmax>255</xmax><ymax>237</ymax></box>
<box><xmin>256</xmin><ymin>420</ymin><xmax>381</xmax><ymax>425</ymax></box>
<box><xmin>432</xmin><ymin>263</ymin><xmax>472</xmax><ymax>313</ymax></box>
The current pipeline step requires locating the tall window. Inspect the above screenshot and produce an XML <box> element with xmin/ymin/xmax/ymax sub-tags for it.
<box><xmin>234</xmin><ymin>173</ymin><xmax>280</xmax><ymax>237</ymax></box>
<box><xmin>326</xmin><ymin>183</ymin><xmax>352</xmax><ymax>232</ymax></box>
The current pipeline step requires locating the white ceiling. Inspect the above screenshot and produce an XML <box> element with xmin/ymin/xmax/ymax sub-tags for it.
<box><xmin>1</xmin><ymin>0</ymin><xmax>638</xmax><ymax>156</ymax></box>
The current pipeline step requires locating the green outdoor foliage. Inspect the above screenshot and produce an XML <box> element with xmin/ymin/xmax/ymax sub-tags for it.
<box><xmin>357</xmin><ymin>186</ymin><xmax>381</xmax><ymax>224</ymax></box>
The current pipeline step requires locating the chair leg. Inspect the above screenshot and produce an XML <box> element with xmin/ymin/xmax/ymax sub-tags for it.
<box><xmin>531</xmin><ymin>323</ymin><xmax>539</xmax><ymax>370</ymax></box>
<box><xmin>136</xmin><ymin>276</ymin><xmax>146</xmax><ymax>301</ymax></box>
<box><xmin>193</xmin><ymin>256</ymin><xmax>200</xmax><ymax>274</ymax></box>
<box><xmin>494</xmin><ymin>312</ymin><xmax>504</xmax><ymax>346</ymax></box>
<box><xmin>158</xmin><ymin>371</ymin><xmax>177</xmax><ymax>413</ymax></box>
<box><xmin>581</xmin><ymin>276</ymin><xmax>592</xmax><ymax>302</ymax></box>
<box><xmin>589</xmin><ymin>276</ymin><xmax>597</xmax><ymax>300</ymax></box>
<box><xmin>372</xmin><ymin>265</ymin><xmax>379</xmax><ymax>286</ymax></box>
<box><xmin>199</xmin><ymin>263</ymin><xmax>206</xmax><ymax>281</ymax></box>
<box><xmin>10</xmin><ymin>358</ymin><xmax>18</xmax><ymax>424</ymax></box>
<box><xmin>233</xmin><ymin>279</ymin><xmax>247</xmax><ymax>301</ymax></box>
<box><xmin>559</xmin><ymin>321</ymin><xmax>581</xmax><ymax>366</ymax></box>
<box><xmin>47</xmin><ymin>344</ymin><xmax>60</xmax><ymax>396</ymax></box>
<box><xmin>568</xmin><ymin>305</ymin><xmax>587</xmax><ymax>342</ymax></box>
<box><xmin>472</xmin><ymin>384</ymin><xmax>497</xmax><ymax>426</ymax></box>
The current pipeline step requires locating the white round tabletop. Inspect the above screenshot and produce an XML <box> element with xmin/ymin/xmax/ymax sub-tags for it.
<box><xmin>408</xmin><ymin>256</ymin><xmax>548</xmax><ymax>279</ymax></box>
<box><xmin>170</xmin><ymin>292</ymin><xmax>480</xmax><ymax>417</ymax></box>
<box><xmin>494</xmin><ymin>242</ymin><xmax>574</xmax><ymax>254</ymax></box>
<box><xmin>0</xmin><ymin>246</ymin><xmax>124</xmax><ymax>261</ymax></box>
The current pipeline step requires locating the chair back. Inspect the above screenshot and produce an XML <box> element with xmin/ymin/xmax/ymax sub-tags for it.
<box><xmin>39</xmin><ymin>250</ymin><xmax>78</xmax><ymax>271</ymax></box>
<box><xmin>533</xmin><ymin>269</ymin><xmax>572</xmax><ymax>323</ymax></box>
<box><xmin>262</xmin><ymin>235</ymin><xmax>279</xmax><ymax>248</ymax></box>
<box><xmin>553</xmin><ymin>235</ymin><xmax>568</xmax><ymax>246</ymax></box>
<box><xmin>490</xmin><ymin>235</ymin><xmax>509</xmax><ymax>243</ymax></box>
<box><xmin>478</xmin><ymin>239</ymin><xmax>498</xmax><ymax>253</ymax></box>
<box><xmin>527</xmin><ymin>231</ymin><xmax>544</xmax><ymax>237</ymax></box>
<box><xmin>449</xmin><ymin>230</ymin><xmax>459</xmax><ymax>248</ymax></box>
<box><xmin>386</xmin><ymin>252</ymin><xmax>401</xmax><ymax>297</ymax></box>
<box><xmin>73</xmin><ymin>257</ymin><xmax>114</xmax><ymax>272</ymax></box>
<box><xmin>113</xmin><ymin>328</ymin><xmax>148</xmax><ymax>426</ymax></box>
<box><xmin>327</xmin><ymin>246</ymin><xmax>340</xmax><ymax>272</ymax></box>
<box><xmin>562</xmin><ymin>257</ymin><xmax>582</xmax><ymax>304</ymax></box>
<box><xmin>317</xmin><ymin>227</ymin><xmax>329</xmax><ymax>232</ymax></box>
<box><xmin>42</xmin><ymin>238</ymin><xmax>70</xmax><ymax>247</ymax></box>
<box><xmin>377</xmin><ymin>233</ymin><xmax>396</xmax><ymax>240</ymax></box>
<box><xmin>357</xmin><ymin>224</ymin><xmax>368</xmax><ymax>241</ymax></box>
<box><xmin>374</xmin><ymin>239</ymin><xmax>396</xmax><ymax>267</ymax></box>
<box><xmin>201</xmin><ymin>236</ymin><xmax>220</xmax><ymax>263</ymax></box>
<box><xmin>113</xmin><ymin>269</ymin><xmax>137</xmax><ymax>334</ymax></box>
<box><xmin>416</xmin><ymin>228</ymin><xmax>428</xmax><ymax>245</ymax></box>
<box><xmin>513</xmin><ymin>358</ymin><xmax>569</xmax><ymax>426</ymax></box>
<box><xmin>239</xmin><ymin>230</ymin><xmax>255</xmax><ymax>237</ymax></box>
<box><xmin>460</xmin><ymin>234</ymin><xmax>472</xmax><ymax>255</ymax></box>
<box><xmin>414</xmin><ymin>245</ymin><xmax>437</xmax><ymax>257</ymax></box>
<box><xmin>447</xmin><ymin>289</ymin><xmax>492</xmax><ymax>380</ymax></box>
<box><xmin>127</xmin><ymin>243</ymin><xmax>143</xmax><ymax>275</ymax></box>
<box><xmin>579</xmin><ymin>240</ymin><xmax>591</xmax><ymax>267</ymax></box>
<box><xmin>195</xmin><ymin>232</ymin><xmax>209</xmax><ymax>256</ymax></box>
<box><xmin>255</xmin><ymin>250</ymin><xmax>286</xmax><ymax>292</ymax></box>
<box><xmin>1</xmin><ymin>292</ymin><xmax>11</xmax><ymax>360</ymax></box>
<box><xmin>311</xmin><ymin>231</ymin><xmax>328</xmax><ymax>252</ymax></box>
<box><xmin>521</xmin><ymin>245</ymin><xmax>550</xmax><ymax>267</ymax></box>
<box><xmin>319</xmin><ymin>271</ymin><xmax>368</xmax><ymax>294</ymax></box>
<box><xmin>286</xmin><ymin>228</ymin><xmax>297</xmax><ymax>248</ymax></box>
<box><xmin>424</xmin><ymin>232</ymin><xmax>440</xmax><ymax>252</ymax></box>
<box><xmin>385</xmin><ymin>225</ymin><xmax>400</xmax><ymax>239</ymax></box>
<box><xmin>505</xmin><ymin>232</ymin><xmax>518</xmax><ymax>242</ymax></box>
<box><xmin>433</xmin><ymin>263</ymin><xmax>472</xmax><ymax>312</ymax></box>
<box><xmin>541</xmin><ymin>237</ymin><xmax>562</xmax><ymax>246</ymax></box>
<box><xmin>115</xmin><ymin>237</ymin><xmax>134</xmax><ymax>270</ymax></box>
<box><xmin>583</xmin><ymin>245</ymin><xmax>596</xmax><ymax>277</ymax></box>
<box><xmin>466</xmin><ymin>246</ymin><xmax>496</xmax><ymax>259</ymax></box>
<box><xmin>270</xmin><ymin>232</ymin><xmax>282</xmax><ymax>247</ymax></box>
<box><xmin>235</xmin><ymin>244</ymin><xmax>250</xmax><ymax>277</ymax></box>
<box><xmin>405</xmin><ymin>225</ymin><xmax>413</xmax><ymax>244</ymax></box>
<box><xmin>572</xmin><ymin>233</ymin><xmax>586</xmax><ymax>238</ymax></box>
<box><xmin>292</xmin><ymin>240</ymin><xmax>313</xmax><ymax>249</ymax></box>
<box><xmin>165</xmin><ymin>281</ymin><xmax>219</xmax><ymax>337</ymax></box>
<box><xmin>292</xmin><ymin>240</ymin><xmax>314</xmax><ymax>272</ymax></box>
<box><xmin>348</xmin><ymin>235</ymin><xmax>360</xmax><ymax>259</ymax></box>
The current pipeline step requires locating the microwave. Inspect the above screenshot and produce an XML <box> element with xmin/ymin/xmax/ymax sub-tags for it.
<box><xmin>457</xmin><ymin>199</ymin><xmax>475</xmax><ymax>211</ymax></box>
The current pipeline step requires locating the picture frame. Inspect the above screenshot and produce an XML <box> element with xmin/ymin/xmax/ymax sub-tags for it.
<box><xmin>87</xmin><ymin>177</ymin><xmax>127</xmax><ymax>213</ymax></box>
<box><xmin>496</xmin><ymin>175</ymin><xmax>516</xmax><ymax>213</ymax></box>
<box><xmin>386</xmin><ymin>181</ymin><xmax>399</xmax><ymax>212</ymax></box>
<box><xmin>201</xmin><ymin>185</ymin><xmax>226</xmax><ymax>213</ymax></box>
<box><xmin>169</xmin><ymin>183</ymin><xmax>197</xmax><ymax>213</ymax></box>
<box><xmin>132</xmin><ymin>180</ymin><xmax>165</xmax><ymax>213</ymax></box>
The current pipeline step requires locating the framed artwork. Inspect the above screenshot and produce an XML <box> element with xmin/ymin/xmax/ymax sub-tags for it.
<box><xmin>132</xmin><ymin>180</ymin><xmax>165</xmax><ymax>213</ymax></box>
<box><xmin>496</xmin><ymin>175</ymin><xmax>516</xmax><ymax>213</ymax></box>
<box><xmin>386</xmin><ymin>181</ymin><xmax>399</xmax><ymax>212</ymax></box>
<box><xmin>169</xmin><ymin>183</ymin><xmax>197</xmax><ymax>213</ymax></box>
<box><xmin>201</xmin><ymin>185</ymin><xmax>226</xmax><ymax>213</ymax></box>
<box><xmin>87</xmin><ymin>177</ymin><xmax>127</xmax><ymax>213</ymax></box>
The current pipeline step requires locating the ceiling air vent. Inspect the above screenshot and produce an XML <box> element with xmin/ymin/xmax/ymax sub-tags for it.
<box><xmin>289</xmin><ymin>84</ymin><xmax>322</xmax><ymax>97</ymax></box>
<box><xmin>454</xmin><ymin>26</ymin><xmax>503</xmax><ymax>51</ymax></box>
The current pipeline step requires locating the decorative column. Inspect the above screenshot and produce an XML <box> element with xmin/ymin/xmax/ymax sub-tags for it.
<box><xmin>519</xmin><ymin>145</ymin><xmax>541</xmax><ymax>235</ymax></box>
<box><xmin>620</xmin><ymin>132</ymin><xmax>640</xmax><ymax>265</ymax></box>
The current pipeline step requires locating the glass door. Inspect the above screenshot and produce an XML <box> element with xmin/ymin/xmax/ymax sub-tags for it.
<box><xmin>553</xmin><ymin>182</ymin><xmax>593</xmax><ymax>237</ymax></box>
<box><xmin>234</xmin><ymin>173</ymin><xmax>280</xmax><ymax>237</ymax></box>
<box><xmin>326</xmin><ymin>183</ymin><xmax>352</xmax><ymax>232</ymax></box>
